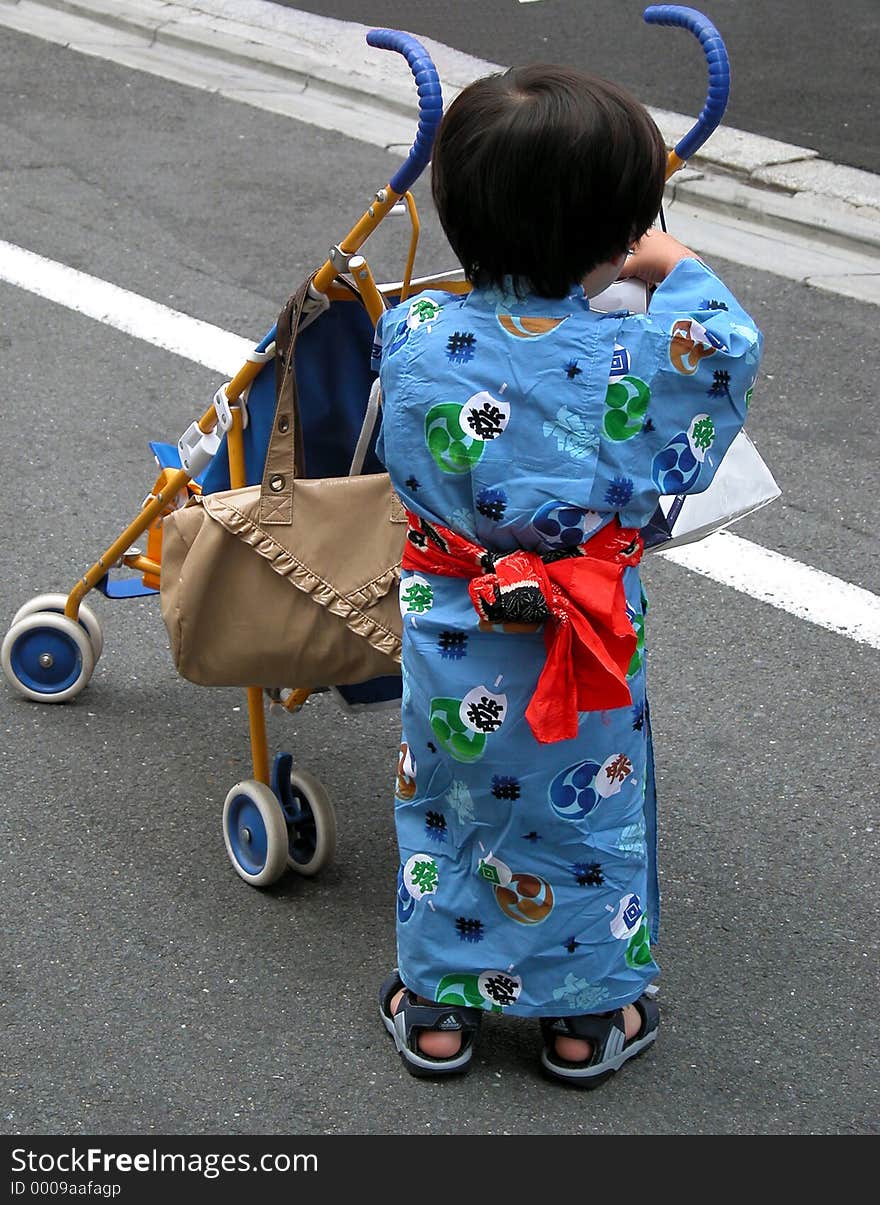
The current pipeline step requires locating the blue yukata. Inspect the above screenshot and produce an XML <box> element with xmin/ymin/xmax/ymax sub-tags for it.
<box><xmin>373</xmin><ymin>258</ymin><xmax>763</xmax><ymax>1018</ymax></box>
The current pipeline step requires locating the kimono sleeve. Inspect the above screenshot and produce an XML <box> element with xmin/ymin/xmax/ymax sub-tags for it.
<box><xmin>641</xmin><ymin>257</ymin><xmax>764</xmax><ymax>497</ymax></box>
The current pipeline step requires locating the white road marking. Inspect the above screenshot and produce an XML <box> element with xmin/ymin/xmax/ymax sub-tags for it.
<box><xmin>2</xmin><ymin>238</ymin><xmax>877</xmax><ymax>648</ymax></box>
<box><xmin>662</xmin><ymin>532</ymin><xmax>880</xmax><ymax>649</ymax></box>
<box><xmin>0</xmin><ymin>240</ymin><xmax>253</xmax><ymax>376</ymax></box>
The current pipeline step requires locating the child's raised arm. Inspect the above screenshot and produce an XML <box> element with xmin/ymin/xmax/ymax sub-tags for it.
<box><xmin>619</xmin><ymin>228</ymin><xmax>699</xmax><ymax>286</ymax></box>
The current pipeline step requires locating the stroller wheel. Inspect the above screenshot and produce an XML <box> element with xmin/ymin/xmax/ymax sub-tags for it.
<box><xmin>10</xmin><ymin>593</ymin><xmax>103</xmax><ymax>663</ymax></box>
<box><xmin>222</xmin><ymin>780</ymin><xmax>290</xmax><ymax>887</ymax></box>
<box><xmin>284</xmin><ymin>768</ymin><xmax>337</xmax><ymax>878</ymax></box>
<box><xmin>2</xmin><ymin>611</ymin><xmax>95</xmax><ymax>703</ymax></box>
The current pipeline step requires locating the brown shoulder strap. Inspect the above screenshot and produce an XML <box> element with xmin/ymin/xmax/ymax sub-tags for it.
<box><xmin>260</xmin><ymin>277</ymin><xmax>311</xmax><ymax>525</ymax></box>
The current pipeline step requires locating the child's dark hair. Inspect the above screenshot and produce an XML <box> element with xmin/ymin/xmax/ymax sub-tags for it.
<box><xmin>431</xmin><ymin>64</ymin><xmax>668</xmax><ymax>298</ymax></box>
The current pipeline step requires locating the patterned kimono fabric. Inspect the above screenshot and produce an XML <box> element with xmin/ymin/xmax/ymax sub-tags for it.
<box><xmin>374</xmin><ymin>260</ymin><xmax>762</xmax><ymax>1016</ymax></box>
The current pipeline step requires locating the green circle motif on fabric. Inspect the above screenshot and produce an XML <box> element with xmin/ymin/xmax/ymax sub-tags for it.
<box><xmin>625</xmin><ymin>918</ymin><xmax>653</xmax><ymax>968</ymax></box>
<box><xmin>429</xmin><ymin>697</ymin><xmax>488</xmax><ymax>763</ymax></box>
<box><xmin>603</xmin><ymin>375</ymin><xmax>651</xmax><ymax>441</ymax></box>
<box><xmin>436</xmin><ymin>972</ymin><xmax>498</xmax><ymax>1012</ymax></box>
<box><xmin>425</xmin><ymin>403</ymin><xmax>485</xmax><ymax>474</ymax></box>
<box><xmin>627</xmin><ymin>610</ymin><xmax>646</xmax><ymax>678</ymax></box>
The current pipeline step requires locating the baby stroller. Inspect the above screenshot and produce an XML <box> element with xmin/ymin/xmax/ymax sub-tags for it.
<box><xmin>1</xmin><ymin>8</ymin><xmax>741</xmax><ymax>889</ymax></box>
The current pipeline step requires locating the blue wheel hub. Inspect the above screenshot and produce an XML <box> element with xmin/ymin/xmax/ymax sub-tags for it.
<box><xmin>225</xmin><ymin>793</ymin><xmax>270</xmax><ymax>877</ymax></box>
<box><xmin>9</xmin><ymin>625</ymin><xmax>83</xmax><ymax>694</ymax></box>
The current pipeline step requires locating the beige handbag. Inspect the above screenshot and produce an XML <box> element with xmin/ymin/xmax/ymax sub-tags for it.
<box><xmin>160</xmin><ymin>280</ymin><xmax>405</xmax><ymax>689</ymax></box>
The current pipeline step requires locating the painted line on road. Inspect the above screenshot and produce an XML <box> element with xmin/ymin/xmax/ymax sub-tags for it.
<box><xmin>2</xmin><ymin>237</ymin><xmax>878</xmax><ymax>650</ymax></box>
<box><xmin>0</xmin><ymin>240</ymin><xmax>253</xmax><ymax>376</ymax></box>
<box><xmin>663</xmin><ymin>532</ymin><xmax>880</xmax><ymax>650</ymax></box>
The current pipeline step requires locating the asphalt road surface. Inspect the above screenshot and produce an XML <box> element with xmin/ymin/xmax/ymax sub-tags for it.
<box><xmin>0</xmin><ymin>20</ymin><xmax>877</xmax><ymax>1144</ymax></box>
<box><xmin>271</xmin><ymin>0</ymin><xmax>880</xmax><ymax>174</ymax></box>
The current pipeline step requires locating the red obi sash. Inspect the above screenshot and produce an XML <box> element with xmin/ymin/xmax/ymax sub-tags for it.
<box><xmin>402</xmin><ymin>512</ymin><xmax>643</xmax><ymax>744</ymax></box>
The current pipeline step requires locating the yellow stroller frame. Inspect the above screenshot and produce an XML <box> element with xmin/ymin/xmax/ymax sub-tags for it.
<box><xmin>1</xmin><ymin>9</ymin><xmax>731</xmax><ymax>888</ymax></box>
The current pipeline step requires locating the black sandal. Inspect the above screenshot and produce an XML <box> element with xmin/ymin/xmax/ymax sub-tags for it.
<box><xmin>540</xmin><ymin>992</ymin><xmax>659</xmax><ymax>1088</ymax></box>
<box><xmin>378</xmin><ymin>969</ymin><xmax>482</xmax><ymax>1079</ymax></box>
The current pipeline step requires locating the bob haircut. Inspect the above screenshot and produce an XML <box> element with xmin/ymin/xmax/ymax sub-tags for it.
<box><xmin>431</xmin><ymin>64</ymin><xmax>668</xmax><ymax>299</ymax></box>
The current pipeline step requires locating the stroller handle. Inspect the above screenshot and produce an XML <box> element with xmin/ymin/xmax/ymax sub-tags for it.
<box><xmin>218</xmin><ymin>33</ymin><xmax>442</xmax><ymax>400</ymax></box>
<box><xmin>366</xmin><ymin>29</ymin><xmax>443</xmax><ymax>195</ymax></box>
<box><xmin>643</xmin><ymin>5</ymin><xmax>730</xmax><ymax>170</ymax></box>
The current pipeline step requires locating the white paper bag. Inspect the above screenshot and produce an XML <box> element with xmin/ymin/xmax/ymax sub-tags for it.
<box><xmin>643</xmin><ymin>429</ymin><xmax>781</xmax><ymax>552</ymax></box>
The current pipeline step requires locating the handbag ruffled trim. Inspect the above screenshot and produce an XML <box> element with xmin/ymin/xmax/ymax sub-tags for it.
<box><xmin>200</xmin><ymin>493</ymin><xmax>402</xmax><ymax>662</ymax></box>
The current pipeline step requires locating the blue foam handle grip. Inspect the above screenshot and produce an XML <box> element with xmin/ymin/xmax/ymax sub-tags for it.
<box><xmin>643</xmin><ymin>5</ymin><xmax>730</xmax><ymax>161</ymax></box>
<box><xmin>366</xmin><ymin>28</ymin><xmax>443</xmax><ymax>195</ymax></box>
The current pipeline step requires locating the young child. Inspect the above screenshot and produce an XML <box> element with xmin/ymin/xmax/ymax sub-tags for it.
<box><xmin>372</xmin><ymin>64</ymin><xmax>763</xmax><ymax>1085</ymax></box>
